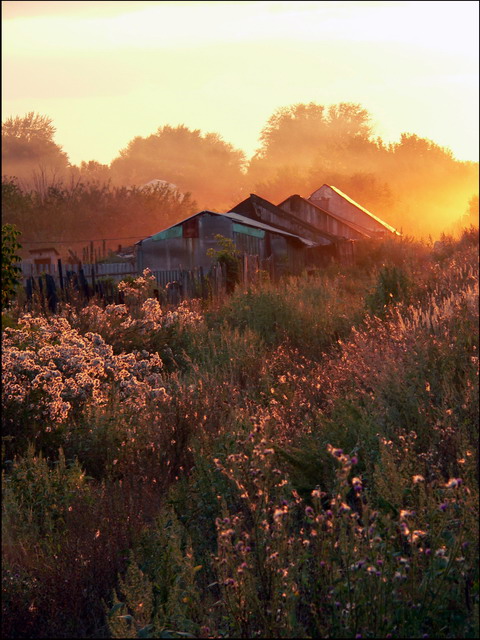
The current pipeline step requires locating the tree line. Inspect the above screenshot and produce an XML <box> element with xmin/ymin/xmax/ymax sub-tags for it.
<box><xmin>2</xmin><ymin>105</ymin><xmax>478</xmax><ymax>251</ymax></box>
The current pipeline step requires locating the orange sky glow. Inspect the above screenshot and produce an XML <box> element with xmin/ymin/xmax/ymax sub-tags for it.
<box><xmin>2</xmin><ymin>0</ymin><xmax>479</xmax><ymax>166</ymax></box>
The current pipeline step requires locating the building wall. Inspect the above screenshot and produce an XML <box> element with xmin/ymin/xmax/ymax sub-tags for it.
<box><xmin>281</xmin><ymin>196</ymin><xmax>367</xmax><ymax>240</ymax></box>
<box><xmin>138</xmin><ymin>214</ymin><xmax>232</xmax><ymax>271</ymax></box>
<box><xmin>309</xmin><ymin>185</ymin><xmax>388</xmax><ymax>234</ymax></box>
<box><xmin>250</xmin><ymin>200</ymin><xmax>331</xmax><ymax>245</ymax></box>
<box><xmin>137</xmin><ymin>212</ymin><xmax>307</xmax><ymax>274</ymax></box>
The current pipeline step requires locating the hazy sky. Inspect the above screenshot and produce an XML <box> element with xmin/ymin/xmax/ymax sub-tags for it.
<box><xmin>2</xmin><ymin>0</ymin><xmax>479</xmax><ymax>165</ymax></box>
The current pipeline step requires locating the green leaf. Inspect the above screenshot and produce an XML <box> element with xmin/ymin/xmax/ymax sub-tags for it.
<box><xmin>137</xmin><ymin>624</ymin><xmax>154</xmax><ymax>638</ymax></box>
<box><xmin>108</xmin><ymin>602</ymin><xmax>126</xmax><ymax>616</ymax></box>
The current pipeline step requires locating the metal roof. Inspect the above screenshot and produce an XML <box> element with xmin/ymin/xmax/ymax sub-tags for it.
<box><xmin>278</xmin><ymin>195</ymin><xmax>372</xmax><ymax>238</ymax></box>
<box><xmin>246</xmin><ymin>193</ymin><xmax>340</xmax><ymax>244</ymax></box>
<box><xmin>311</xmin><ymin>185</ymin><xmax>400</xmax><ymax>235</ymax></box>
<box><xmin>137</xmin><ymin>210</ymin><xmax>317</xmax><ymax>246</ymax></box>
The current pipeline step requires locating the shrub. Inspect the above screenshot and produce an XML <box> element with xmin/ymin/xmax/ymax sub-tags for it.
<box><xmin>2</xmin><ymin>223</ymin><xmax>22</xmax><ymax>308</ymax></box>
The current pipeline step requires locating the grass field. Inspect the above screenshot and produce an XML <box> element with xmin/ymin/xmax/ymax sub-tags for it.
<box><xmin>2</xmin><ymin>230</ymin><xmax>478</xmax><ymax>638</ymax></box>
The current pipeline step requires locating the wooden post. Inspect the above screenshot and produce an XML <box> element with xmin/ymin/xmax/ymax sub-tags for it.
<box><xmin>57</xmin><ymin>258</ymin><xmax>64</xmax><ymax>291</ymax></box>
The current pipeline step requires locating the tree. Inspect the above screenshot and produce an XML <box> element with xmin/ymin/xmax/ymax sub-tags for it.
<box><xmin>247</xmin><ymin>102</ymin><xmax>374</xmax><ymax>201</ymax></box>
<box><xmin>110</xmin><ymin>125</ymin><xmax>247</xmax><ymax>211</ymax></box>
<box><xmin>2</xmin><ymin>223</ymin><xmax>22</xmax><ymax>307</ymax></box>
<box><xmin>2</xmin><ymin>112</ymin><xmax>69</xmax><ymax>186</ymax></box>
<box><xmin>250</xmin><ymin>102</ymin><xmax>372</xmax><ymax>169</ymax></box>
<box><xmin>69</xmin><ymin>160</ymin><xmax>112</xmax><ymax>186</ymax></box>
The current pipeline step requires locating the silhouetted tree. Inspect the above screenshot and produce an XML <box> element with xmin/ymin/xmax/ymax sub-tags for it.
<box><xmin>2</xmin><ymin>112</ymin><xmax>69</xmax><ymax>186</ymax></box>
<box><xmin>110</xmin><ymin>125</ymin><xmax>247</xmax><ymax>210</ymax></box>
<box><xmin>69</xmin><ymin>160</ymin><xmax>112</xmax><ymax>186</ymax></box>
<box><xmin>249</xmin><ymin>102</ymin><xmax>373</xmax><ymax>187</ymax></box>
<box><xmin>1</xmin><ymin>177</ymin><xmax>196</xmax><ymax>254</ymax></box>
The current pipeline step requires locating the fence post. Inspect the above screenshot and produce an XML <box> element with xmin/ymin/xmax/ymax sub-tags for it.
<box><xmin>57</xmin><ymin>258</ymin><xmax>64</xmax><ymax>292</ymax></box>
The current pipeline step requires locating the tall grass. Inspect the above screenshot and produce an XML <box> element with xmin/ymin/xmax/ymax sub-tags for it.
<box><xmin>2</xmin><ymin>230</ymin><xmax>478</xmax><ymax>638</ymax></box>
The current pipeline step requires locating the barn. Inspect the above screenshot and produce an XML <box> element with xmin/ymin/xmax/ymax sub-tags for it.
<box><xmin>135</xmin><ymin>209</ymin><xmax>316</xmax><ymax>275</ymax></box>
<box><xmin>307</xmin><ymin>184</ymin><xmax>400</xmax><ymax>236</ymax></box>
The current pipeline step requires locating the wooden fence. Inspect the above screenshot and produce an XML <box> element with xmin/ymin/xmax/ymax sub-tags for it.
<box><xmin>19</xmin><ymin>254</ymin><xmax>272</xmax><ymax>312</ymax></box>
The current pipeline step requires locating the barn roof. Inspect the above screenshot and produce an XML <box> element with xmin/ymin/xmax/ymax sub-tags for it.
<box><xmin>137</xmin><ymin>210</ymin><xmax>317</xmax><ymax>246</ymax></box>
<box><xmin>311</xmin><ymin>184</ymin><xmax>400</xmax><ymax>235</ymax></box>
<box><xmin>231</xmin><ymin>193</ymin><xmax>340</xmax><ymax>244</ymax></box>
<box><xmin>278</xmin><ymin>194</ymin><xmax>372</xmax><ymax>238</ymax></box>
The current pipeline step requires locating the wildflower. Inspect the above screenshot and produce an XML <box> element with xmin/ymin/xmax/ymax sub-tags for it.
<box><xmin>352</xmin><ymin>477</ymin><xmax>362</xmax><ymax>492</ymax></box>
<box><xmin>439</xmin><ymin>502</ymin><xmax>448</xmax><ymax>512</ymax></box>
<box><xmin>445</xmin><ymin>478</ymin><xmax>462</xmax><ymax>489</ymax></box>
<box><xmin>273</xmin><ymin>508</ymin><xmax>285</xmax><ymax>522</ymax></box>
<box><xmin>305</xmin><ymin>506</ymin><xmax>314</xmax><ymax>517</ymax></box>
<box><xmin>400</xmin><ymin>509</ymin><xmax>415</xmax><ymax>519</ymax></box>
<box><xmin>413</xmin><ymin>474</ymin><xmax>425</xmax><ymax>483</ymax></box>
<box><xmin>409</xmin><ymin>530</ymin><xmax>426</xmax><ymax>544</ymax></box>
<box><xmin>328</xmin><ymin>445</ymin><xmax>343</xmax><ymax>458</ymax></box>
<box><xmin>224</xmin><ymin>578</ymin><xmax>236</xmax><ymax>587</ymax></box>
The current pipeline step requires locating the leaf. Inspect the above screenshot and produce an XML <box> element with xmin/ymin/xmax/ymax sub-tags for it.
<box><xmin>108</xmin><ymin>602</ymin><xmax>125</xmax><ymax>616</ymax></box>
<box><xmin>137</xmin><ymin>624</ymin><xmax>154</xmax><ymax>638</ymax></box>
<box><xmin>193</xmin><ymin>565</ymin><xmax>203</xmax><ymax>573</ymax></box>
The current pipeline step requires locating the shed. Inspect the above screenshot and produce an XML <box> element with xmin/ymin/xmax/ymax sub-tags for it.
<box><xmin>136</xmin><ymin>209</ymin><xmax>316</xmax><ymax>275</ymax></box>
<box><xmin>308</xmin><ymin>184</ymin><xmax>400</xmax><ymax>236</ymax></box>
<box><xmin>229</xmin><ymin>193</ymin><xmax>336</xmax><ymax>245</ymax></box>
<box><xmin>279</xmin><ymin>194</ymin><xmax>371</xmax><ymax>241</ymax></box>
<box><xmin>27</xmin><ymin>247</ymin><xmax>60</xmax><ymax>267</ymax></box>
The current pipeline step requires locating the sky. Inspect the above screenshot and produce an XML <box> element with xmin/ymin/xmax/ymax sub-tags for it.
<box><xmin>2</xmin><ymin>0</ymin><xmax>479</xmax><ymax>166</ymax></box>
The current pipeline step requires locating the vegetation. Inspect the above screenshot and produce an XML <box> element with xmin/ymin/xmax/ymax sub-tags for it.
<box><xmin>2</xmin><ymin>230</ymin><xmax>478</xmax><ymax>638</ymax></box>
<box><xmin>2</xmin><ymin>104</ymin><xmax>478</xmax><ymax>248</ymax></box>
<box><xmin>2</xmin><ymin>223</ymin><xmax>22</xmax><ymax>308</ymax></box>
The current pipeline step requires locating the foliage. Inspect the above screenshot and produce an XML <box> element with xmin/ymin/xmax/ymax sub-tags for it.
<box><xmin>207</xmin><ymin>234</ymin><xmax>241</xmax><ymax>293</ymax></box>
<box><xmin>110</xmin><ymin>125</ymin><xmax>247</xmax><ymax>210</ymax></box>
<box><xmin>1</xmin><ymin>235</ymin><xmax>478</xmax><ymax>638</ymax></box>
<box><xmin>2</xmin><ymin>223</ymin><xmax>22</xmax><ymax>308</ymax></box>
<box><xmin>2</xmin><ymin>112</ymin><xmax>69</xmax><ymax>185</ymax></box>
<box><xmin>366</xmin><ymin>265</ymin><xmax>410</xmax><ymax>316</ymax></box>
<box><xmin>1</xmin><ymin>177</ymin><xmax>196</xmax><ymax>251</ymax></box>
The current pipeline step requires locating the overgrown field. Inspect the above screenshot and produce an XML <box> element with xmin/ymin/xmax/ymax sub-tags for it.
<box><xmin>2</xmin><ymin>231</ymin><xmax>479</xmax><ymax>639</ymax></box>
